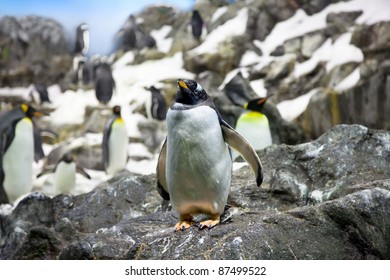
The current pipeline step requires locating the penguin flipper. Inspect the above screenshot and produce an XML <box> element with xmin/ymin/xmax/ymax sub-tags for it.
<box><xmin>220</xmin><ymin>121</ymin><xmax>263</xmax><ymax>186</ymax></box>
<box><xmin>76</xmin><ymin>166</ymin><xmax>91</xmax><ymax>179</ymax></box>
<box><xmin>36</xmin><ymin>168</ymin><xmax>56</xmax><ymax>178</ymax></box>
<box><xmin>156</xmin><ymin>139</ymin><xmax>170</xmax><ymax>200</ymax></box>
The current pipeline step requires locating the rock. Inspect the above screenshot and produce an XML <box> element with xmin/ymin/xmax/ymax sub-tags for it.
<box><xmin>299</xmin><ymin>59</ymin><xmax>390</xmax><ymax>138</ymax></box>
<box><xmin>2</xmin><ymin>124</ymin><xmax>388</xmax><ymax>259</ymax></box>
<box><xmin>0</xmin><ymin>16</ymin><xmax>71</xmax><ymax>87</ymax></box>
<box><xmin>351</xmin><ymin>21</ymin><xmax>390</xmax><ymax>56</ymax></box>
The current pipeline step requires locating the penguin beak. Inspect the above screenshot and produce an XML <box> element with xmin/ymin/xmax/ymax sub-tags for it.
<box><xmin>33</xmin><ymin>110</ymin><xmax>49</xmax><ymax>117</ymax></box>
<box><xmin>178</xmin><ymin>79</ymin><xmax>189</xmax><ymax>90</ymax></box>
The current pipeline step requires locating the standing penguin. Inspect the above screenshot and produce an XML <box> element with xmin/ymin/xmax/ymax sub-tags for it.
<box><xmin>191</xmin><ymin>10</ymin><xmax>203</xmax><ymax>40</ymax></box>
<box><xmin>145</xmin><ymin>86</ymin><xmax>168</xmax><ymax>120</ymax></box>
<box><xmin>232</xmin><ymin>97</ymin><xmax>273</xmax><ymax>161</ymax></box>
<box><xmin>37</xmin><ymin>152</ymin><xmax>91</xmax><ymax>195</ymax></box>
<box><xmin>94</xmin><ymin>62</ymin><xmax>115</xmax><ymax>105</ymax></box>
<box><xmin>102</xmin><ymin>106</ymin><xmax>128</xmax><ymax>175</ymax></box>
<box><xmin>0</xmin><ymin>103</ymin><xmax>45</xmax><ymax>204</ymax></box>
<box><xmin>74</xmin><ymin>23</ymin><xmax>89</xmax><ymax>55</ymax></box>
<box><xmin>156</xmin><ymin>79</ymin><xmax>263</xmax><ymax>231</ymax></box>
<box><xmin>29</xmin><ymin>83</ymin><xmax>51</xmax><ymax>105</ymax></box>
<box><xmin>116</xmin><ymin>15</ymin><xmax>137</xmax><ymax>51</ymax></box>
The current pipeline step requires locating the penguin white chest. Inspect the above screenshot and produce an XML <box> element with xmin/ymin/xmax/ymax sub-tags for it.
<box><xmin>3</xmin><ymin>118</ymin><xmax>34</xmax><ymax>203</ymax></box>
<box><xmin>232</xmin><ymin>112</ymin><xmax>272</xmax><ymax>160</ymax></box>
<box><xmin>107</xmin><ymin>121</ymin><xmax>128</xmax><ymax>175</ymax></box>
<box><xmin>54</xmin><ymin>162</ymin><xmax>76</xmax><ymax>195</ymax></box>
<box><xmin>166</xmin><ymin>106</ymin><xmax>232</xmax><ymax>215</ymax></box>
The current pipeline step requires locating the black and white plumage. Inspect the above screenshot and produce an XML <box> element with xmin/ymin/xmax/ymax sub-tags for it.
<box><xmin>94</xmin><ymin>62</ymin><xmax>115</xmax><ymax>105</ymax></box>
<box><xmin>191</xmin><ymin>10</ymin><xmax>203</xmax><ymax>40</ymax></box>
<box><xmin>74</xmin><ymin>23</ymin><xmax>89</xmax><ymax>55</ymax></box>
<box><xmin>30</xmin><ymin>83</ymin><xmax>50</xmax><ymax>104</ymax></box>
<box><xmin>145</xmin><ymin>86</ymin><xmax>168</xmax><ymax>120</ymax></box>
<box><xmin>102</xmin><ymin>106</ymin><xmax>128</xmax><ymax>175</ymax></box>
<box><xmin>156</xmin><ymin>79</ymin><xmax>263</xmax><ymax>231</ymax></box>
<box><xmin>37</xmin><ymin>152</ymin><xmax>90</xmax><ymax>195</ymax></box>
<box><xmin>0</xmin><ymin>104</ymin><xmax>45</xmax><ymax>204</ymax></box>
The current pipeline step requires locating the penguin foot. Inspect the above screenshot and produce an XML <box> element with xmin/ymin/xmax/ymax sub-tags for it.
<box><xmin>175</xmin><ymin>214</ymin><xmax>194</xmax><ymax>232</ymax></box>
<box><xmin>198</xmin><ymin>215</ymin><xmax>220</xmax><ymax>230</ymax></box>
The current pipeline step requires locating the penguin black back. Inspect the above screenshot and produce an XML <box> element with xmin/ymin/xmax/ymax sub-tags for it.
<box><xmin>148</xmin><ymin>86</ymin><xmax>167</xmax><ymax>120</ymax></box>
<box><xmin>191</xmin><ymin>10</ymin><xmax>203</xmax><ymax>40</ymax></box>
<box><xmin>94</xmin><ymin>62</ymin><xmax>115</xmax><ymax>105</ymax></box>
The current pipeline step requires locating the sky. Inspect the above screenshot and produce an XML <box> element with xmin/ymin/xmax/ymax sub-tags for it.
<box><xmin>0</xmin><ymin>0</ymin><xmax>195</xmax><ymax>54</ymax></box>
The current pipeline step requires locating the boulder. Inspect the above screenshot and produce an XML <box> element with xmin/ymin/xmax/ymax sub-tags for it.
<box><xmin>1</xmin><ymin>124</ymin><xmax>389</xmax><ymax>259</ymax></box>
<box><xmin>0</xmin><ymin>16</ymin><xmax>71</xmax><ymax>87</ymax></box>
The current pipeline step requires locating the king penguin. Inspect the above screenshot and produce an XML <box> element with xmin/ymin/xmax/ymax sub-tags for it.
<box><xmin>156</xmin><ymin>79</ymin><xmax>263</xmax><ymax>231</ymax></box>
<box><xmin>37</xmin><ymin>152</ymin><xmax>91</xmax><ymax>195</ymax></box>
<box><xmin>102</xmin><ymin>105</ymin><xmax>128</xmax><ymax>175</ymax></box>
<box><xmin>0</xmin><ymin>103</ymin><xmax>45</xmax><ymax>204</ymax></box>
<box><xmin>232</xmin><ymin>97</ymin><xmax>273</xmax><ymax>161</ymax></box>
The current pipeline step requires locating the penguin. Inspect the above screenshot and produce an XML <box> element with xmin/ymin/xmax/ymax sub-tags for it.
<box><xmin>74</xmin><ymin>23</ymin><xmax>89</xmax><ymax>56</ymax></box>
<box><xmin>156</xmin><ymin>79</ymin><xmax>263</xmax><ymax>231</ymax></box>
<box><xmin>116</xmin><ymin>15</ymin><xmax>137</xmax><ymax>51</ymax></box>
<box><xmin>37</xmin><ymin>152</ymin><xmax>91</xmax><ymax>195</ymax></box>
<box><xmin>94</xmin><ymin>62</ymin><xmax>115</xmax><ymax>105</ymax></box>
<box><xmin>102</xmin><ymin>106</ymin><xmax>128</xmax><ymax>175</ymax></box>
<box><xmin>191</xmin><ymin>10</ymin><xmax>204</xmax><ymax>40</ymax></box>
<box><xmin>0</xmin><ymin>103</ymin><xmax>45</xmax><ymax>204</ymax></box>
<box><xmin>29</xmin><ymin>83</ymin><xmax>51</xmax><ymax>105</ymax></box>
<box><xmin>145</xmin><ymin>86</ymin><xmax>168</xmax><ymax>120</ymax></box>
<box><xmin>232</xmin><ymin>97</ymin><xmax>273</xmax><ymax>161</ymax></box>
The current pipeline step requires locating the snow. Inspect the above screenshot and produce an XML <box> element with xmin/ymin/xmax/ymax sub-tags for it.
<box><xmin>256</xmin><ymin>0</ymin><xmax>390</xmax><ymax>56</ymax></box>
<box><xmin>276</xmin><ymin>89</ymin><xmax>319</xmax><ymax>121</ymax></box>
<box><xmin>250</xmin><ymin>79</ymin><xmax>267</xmax><ymax>97</ymax></box>
<box><xmin>210</xmin><ymin>6</ymin><xmax>228</xmax><ymax>23</ymax></box>
<box><xmin>150</xmin><ymin>25</ymin><xmax>173</xmax><ymax>53</ymax></box>
<box><xmin>191</xmin><ymin>8</ymin><xmax>248</xmax><ymax>54</ymax></box>
<box><xmin>293</xmin><ymin>32</ymin><xmax>363</xmax><ymax>78</ymax></box>
<box><xmin>335</xmin><ymin>67</ymin><xmax>361</xmax><ymax>91</ymax></box>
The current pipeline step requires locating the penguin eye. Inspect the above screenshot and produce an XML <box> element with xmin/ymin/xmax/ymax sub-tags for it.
<box><xmin>195</xmin><ymin>83</ymin><xmax>203</xmax><ymax>93</ymax></box>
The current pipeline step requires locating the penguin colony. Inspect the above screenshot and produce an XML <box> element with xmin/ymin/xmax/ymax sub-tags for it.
<box><xmin>0</xmin><ymin>11</ymin><xmax>269</xmax><ymax>232</ymax></box>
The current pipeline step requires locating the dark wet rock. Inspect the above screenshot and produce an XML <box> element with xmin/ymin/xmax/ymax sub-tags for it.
<box><xmin>351</xmin><ymin>21</ymin><xmax>390</xmax><ymax>56</ymax></box>
<box><xmin>1</xmin><ymin>124</ymin><xmax>389</xmax><ymax>259</ymax></box>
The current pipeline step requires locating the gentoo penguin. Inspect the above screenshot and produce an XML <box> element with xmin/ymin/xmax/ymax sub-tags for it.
<box><xmin>37</xmin><ymin>152</ymin><xmax>91</xmax><ymax>195</ymax></box>
<box><xmin>94</xmin><ymin>62</ymin><xmax>115</xmax><ymax>105</ymax></box>
<box><xmin>191</xmin><ymin>10</ymin><xmax>203</xmax><ymax>40</ymax></box>
<box><xmin>74</xmin><ymin>23</ymin><xmax>89</xmax><ymax>55</ymax></box>
<box><xmin>0</xmin><ymin>103</ymin><xmax>45</xmax><ymax>204</ymax></box>
<box><xmin>232</xmin><ymin>97</ymin><xmax>273</xmax><ymax>161</ymax></box>
<box><xmin>145</xmin><ymin>86</ymin><xmax>168</xmax><ymax>120</ymax></box>
<box><xmin>102</xmin><ymin>106</ymin><xmax>128</xmax><ymax>175</ymax></box>
<box><xmin>156</xmin><ymin>79</ymin><xmax>263</xmax><ymax>231</ymax></box>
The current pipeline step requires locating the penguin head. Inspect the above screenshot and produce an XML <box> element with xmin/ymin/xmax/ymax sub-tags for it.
<box><xmin>61</xmin><ymin>152</ymin><xmax>74</xmax><ymax>163</ymax></box>
<box><xmin>245</xmin><ymin>97</ymin><xmax>268</xmax><ymax>113</ymax></box>
<box><xmin>78</xmin><ymin>23</ymin><xmax>89</xmax><ymax>31</ymax></box>
<box><xmin>176</xmin><ymin>79</ymin><xmax>208</xmax><ymax>105</ymax></box>
<box><xmin>20</xmin><ymin>103</ymin><xmax>45</xmax><ymax>118</ymax></box>
<box><xmin>113</xmin><ymin>105</ymin><xmax>121</xmax><ymax>117</ymax></box>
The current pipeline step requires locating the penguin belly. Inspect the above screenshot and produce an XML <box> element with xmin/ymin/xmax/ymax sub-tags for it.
<box><xmin>232</xmin><ymin>112</ymin><xmax>272</xmax><ymax>160</ymax></box>
<box><xmin>166</xmin><ymin>106</ymin><xmax>232</xmax><ymax>216</ymax></box>
<box><xmin>53</xmin><ymin>162</ymin><xmax>76</xmax><ymax>195</ymax></box>
<box><xmin>2</xmin><ymin>118</ymin><xmax>34</xmax><ymax>203</ymax></box>
<box><xmin>106</xmin><ymin>121</ymin><xmax>128</xmax><ymax>175</ymax></box>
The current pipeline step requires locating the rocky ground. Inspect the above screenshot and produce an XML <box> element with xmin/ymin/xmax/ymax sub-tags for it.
<box><xmin>1</xmin><ymin>124</ymin><xmax>389</xmax><ymax>259</ymax></box>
